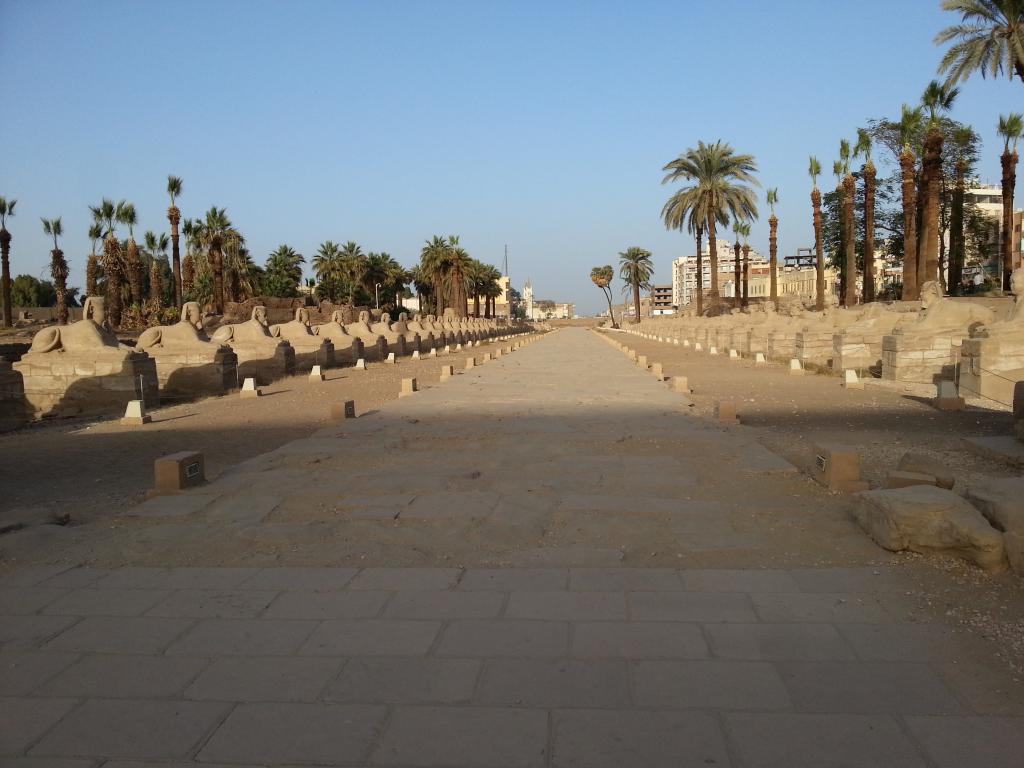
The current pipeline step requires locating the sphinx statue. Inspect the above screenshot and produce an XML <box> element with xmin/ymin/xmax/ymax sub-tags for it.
<box><xmin>270</xmin><ymin>307</ymin><xmax>335</xmax><ymax>370</ymax></box>
<box><xmin>425</xmin><ymin>314</ymin><xmax>449</xmax><ymax>344</ymax></box>
<box><xmin>960</xmin><ymin>268</ymin><xmax>1024</xmax><ymax>403</ymax></box>
<box><xmin>344</xmin><ymin>310</ymin><xmax>388</xmax><ymax>359</ymax></box>
<box><xmin>370</xmin><ymin>312</ymin><xmax>409</xmax><ymax>356</ymax></box>
<box><xmin>407</xmin><ymin>313</ymin><xmax>437</xmax><ymax>349</ymax></box>
<box><xmin>882</xmin><ymin>281</ymin><xmax>996</xmax><ymax>384</ymax></box>
<box><xmin>442</xmin><ymin>309</ymin><xmax>466</xmax><ymax>345</ymax></box>
<box><xmin>831</xmin><ymin>301</ymin><xmax>916</xmax><ymax>372</ymax></box>
<box><xmin>13</xmin><ymin>296</ymin><xmax>160</xmax><ymax>418</ymax></box>
<box><xmin>313</xmin><ymin>310</ymin><xmax>364</xmax><ymax>364</ymax></box>
<box><xmin>212</xmin><ymin>305</ymin><xmax>295</xmax><ymax>383</ymax></box>
<box><xmin>136</xmin><ymin>302</ymin><xmax>238</xmax><ymax>397</ymax></box>
<box><xmin>391</xmin><ymin>312</ymin><xmax>424</xmax><ymax>352</ymax></box>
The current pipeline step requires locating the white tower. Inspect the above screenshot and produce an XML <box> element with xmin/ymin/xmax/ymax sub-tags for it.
<box><xmin>523</xmin><ymin>279</ymin><xmax>535</xmax><ymax>320</ymax></box>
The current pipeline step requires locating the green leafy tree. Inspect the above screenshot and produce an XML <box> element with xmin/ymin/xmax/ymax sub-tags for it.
<box><xmin>0</xmin><ymin>197</ymin><xmax>16</xmax><ymax>327</ymax></box>
<box><xmin>590</xmin><ymin>265</ymin><xmax>617</xmax><ymax>327</ymax></box>
<box><xmin>263</xmin><ymin>245</ymin><xmax>305</xmax><ymax>297</ymax></box>
<box><xmin>618</xmin><ymin>246</ymin><xmax>653</xmax><ymax>323</ymax></box>
<box><xmin>936</xmin><ymin>0</ymin><xmax>1024</xmax><ymax>85</ymax></box>
<box><xmin>11</xmin><ymin>274</ymin><xmax>56</xmax><ymax>308</ymax></box>
<box><xmin>661</xmin><ymin>141</ymin><xmax>759</xmax><ymax>304</ymax></box>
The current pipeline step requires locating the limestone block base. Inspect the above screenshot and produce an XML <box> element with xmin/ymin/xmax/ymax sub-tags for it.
<box><xmin>232</xmin><ymin>342</ymin><xmax>296</xmax><ymax>385</ymax></box>
<box><xmin>960</xmin><ymin>336</ymin><xmax>1024</xmax><ymax>406</ymax></box>
<box><xmin>13</xmin><ymin>350</ymin><xmax>159</xmax><ymax>420</ymax></box>
<box><xmin>767</xmin><ymin>331</ymin><xmax>797</xmax><ymax>362</ymax></box>
<box><xmin>832</xmin><ymin>331</ymin><xmax>883</xmax><ymax>372</ymax></box>
<box><xmin>149</xmin><ymin>346</ymin><xmax>239</xmax><ymax>399</ymax></box>
<box><xmin>796</xmin><ymin>330</ymin><xmax>835</xmax><ymax>368</ymax></box>
<box><xmin>881</xmin><ymin>333</ymin><xmax>961</xmax><ymax>384</ymax></box>
<box><xmin>0</xmin><ymin>361</ymin><xmax>27</xmax><ymax>432</ymax></box>
<box><xmin>290</xmin><ymin>340</ymin><xmax>335</xmax><ymax>372</ymax></box>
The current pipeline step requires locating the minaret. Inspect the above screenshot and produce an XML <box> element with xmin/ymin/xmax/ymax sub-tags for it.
<box><xmin>524</xmin><ymin>279</ymin><xmax>534</xmax><ymax>320</ymax></box>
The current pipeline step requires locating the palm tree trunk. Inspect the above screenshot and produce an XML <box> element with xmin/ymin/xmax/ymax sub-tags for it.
<box><xmin>434</xmin><ymin>279</ymin><xmax>443</xmax><ymax>316</ymax></box>
<box><xmin>733</xmin><ymin>241</ymin><xmax>742</xmax><ymax>307</ymax></box>
<box><xmin>920</xmin><ymin>128</ymin><xmax>943</xmax><ymax>289</ymax></box>
<box><xmin>168</xmin><ymin>207</ymin><xmax>182</xmax><ymax>309</ymax></box>
<box><xmin>103</xmin><ymin>234</ymin><xmax>122</xmax><ymax>327</ymax></box>
<box><xmin>900</xmin><ymin>148</ymin><xmax>919</xmax><ymax>300</ymax></box>
<box><xmin>633</xmin><ymin>279</ymin><xmax>641</xmax><ymax>324</ymax></box>
<box><xmin>51</xmin><ymin>248</ymin><xmax>68</xmax><ymax>325</ymax></box>
<box><xmin>950</xmin><ymin>160</ymin><xmax>965</xmax><ymax>294</ymax></box>
<box><xmin>0</xmin><ymin>229</ymin><xmax>11</xmax><ymax>328</ymax></box>
<box><xmin>1002</xmin><ymin>149</ymin><xmax>1017</xmax><ymax>291</ymax></box>
<box><xmin>707</xmin><ymin>215</ymin><xmax>719</xmax><ymax>305</ymax></box>
<box><xmin>768</xmin><ymin>215</ymin><xmax>778</xmax><ymax>305</ymax></box>
<box><xmin>842</xmin><ymin>174</ymin><xmax>856</xmax><ymax>307</ymax></box>
<box><xmin>127</xmin><ymin>239</ymin><xmax>143</xmax><ymax>309</ymax></box>
<box><xmin>695</xmin><ymin>228</ymin><xmax>704</xmax><ymax>316</ymax></box>
<box><xmin>604</xmin><ymin>286</ymin><xmax>617</xmax><ymax>327</ymax></box>
<box><xmin>86</xmin><ymin>253</ymin><xmax>98</xmax><ymax>296</ymax></box>
<box><xmin>812</xmin><ymin>188</ymin><xmax>825</xmax><ymax>310</ymax></box>
<box><xmin>473</xmin><ymin>293</ymin><xmax>480</xmax><ymax>317</ymax></box>
<box><xmin>182</xmin><ymin>254</ymin><xmax>195</xmax><ymax>297</ymax></box>
<box><xmin>863</xmin><ymin>162</ymin><xmax>876</xmax><ymax>303</ymax></box>
<box><xmin>211</xmin><ymin>246</ymin><xmax>224</xmax><ymax>314</ymax></box>
<box><xmin>741</xmin><ymin>245</ymin><xmax>750</xmax><ymax>307</ymax></box>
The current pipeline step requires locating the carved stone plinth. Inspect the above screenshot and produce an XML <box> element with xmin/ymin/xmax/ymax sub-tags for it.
<box><xmin>232</xmin><ymin>342</ymin><xmax>296</xmax><ymax>385</ymax></box>
<box><xmin>0</xmin><ymin>361</ymin><xmax>27</xmax><ymax>432</ymax></box>
<box><xmin>14</xmin><ymin>349</ymin><xmax>159</xmax><ymax>419</ymax></box>
<box><xmin>832</xmin><ymin>331</ymin><xmax>884</xmax><ymax>372</ymax></box>
<box><xmin>960</xmin><ymin>335</ymin><xmax>1024</xmax><ymax>406</ymax></box>
<box><xmin>767</xmin><ymin>329</ymin><xmax>798</xmax><ymax>362</ymax></box>
<box><xmin>146</xmin><ymin>346</ymin><xmax>238</xmax><ymax>399</ymax></box>
<box><xmin>881</xmin><ymin>333</ymin><xmax>962</xmax><ymax>384</ymax></box>
<box><xmin>795</xmin><ymin>329</ymin><xmax>835</xmax><ymax>368</ymax></box>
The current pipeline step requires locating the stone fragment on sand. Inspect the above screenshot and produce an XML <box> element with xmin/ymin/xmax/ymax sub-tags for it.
<box><xmin>966</xmin><ymin>477</ymin><xmax>1024</xmax><ymax>573</ymax></box>
<box><xmin>897</xmin><ymin>452</ymin><xmax>955</xmax><ymax>490</ymax></box>
<box><xmin>854</xmin><ymin>485</ymin><xmax>1006</xmax><ymax>573</ymax></box>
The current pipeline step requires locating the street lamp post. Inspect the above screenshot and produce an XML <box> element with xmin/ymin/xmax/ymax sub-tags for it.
<box><xmin>375</xmin><ymin>283</ymin><xmax>381</xmax><ymax>309</ymax></box>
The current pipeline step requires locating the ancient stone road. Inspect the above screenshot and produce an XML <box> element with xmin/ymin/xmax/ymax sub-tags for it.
<box><xmin>1</xmin><ymin>328</ymin><xmax>1022</xmax><ymax>766</ymax></box>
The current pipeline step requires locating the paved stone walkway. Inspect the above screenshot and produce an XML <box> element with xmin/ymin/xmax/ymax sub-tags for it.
<box><xmin>2</xmin><ymin>329</ymin><xmax>1022</xmax><ymax>766</ymax></box>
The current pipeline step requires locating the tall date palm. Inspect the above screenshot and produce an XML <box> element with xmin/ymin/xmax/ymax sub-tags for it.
<box><xmin>0</xmin><ymin>197</ymin><xmax>16</xmax><ymax>328</ymax></box>
<box><xmin>618</xmin><ymin>246</ymin><xmax>654</xmax><ymax>323</ymax></box>
<box><xmin>998</xmin><ymin>113</ymin><xmax>1024</xmax><ymax>289</ymax></box>
<box><xmin>166</xmin><ymin>176</ymin><xmax>183</xmax><ymax>308</ymax></box>
<box><xmin>808</xmin><ymin>157</ymin><xmax>825</xmax><ymax>310</ymax></box>
<box><xmin>899</xmin><ymin>106</ymin><xmax>924</xmax><ymax>299</ymax></box>
<box><xmin>855</xmin><ymin>129</ymin><xmax>876</xmax><ymax>303</ymax></box>
<box><xmin>766</xmin><ymin>188</ymin><xmax>779</xmax><ymax>304</ymax></box>
<box><xmin>920</xmin><ymin>81</ymin><xmax>959</xmax><ymax>289</ymax></box>
<box><xmin>936</xmin><ymin>0</ymin><xmax>1024</xmax><ymax>85</ymax></box>
<box><xmin>42</xmin><ymin>217</ymin><xmax>69</xmax><ymax>324</ymax></box>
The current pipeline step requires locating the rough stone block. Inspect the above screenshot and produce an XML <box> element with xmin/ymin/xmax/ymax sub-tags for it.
<box><xmin>729</xmin><ymin>349</ymin><xmax>739</xmax><ymax>360</ymax></box>
<box><xmin>385</xmin><ymin>352</ymin><xmax>396</xmax><ymax>364</ymax></box>
<box><xmin>154</xmin><ymin>451</ymin><xmax>205</xmax><ymax>494</ymax></box>
<box><xmin>120</xmin><ymin>399</ymin><xmax>151</xmax><ymax>426</ymax></box>
<box><xmin>400</xmin><ymin>378</ymin><xmax>418</xmax><ymax>397</ymax></box>
<box><xmin>885</xmin><ymin>470</ymin><xmax>938</xmax><ymax>490</ymax></box>
<box><xmin>694</xmin><ymin>343</ymin><xmax>703</xmax><ymax>352</ymax></box>
<box><xmin>811</xmin><ymin>443</ymin><xmax>869</xmax><ymax>493</ymax></box>
<box><xmin>672</xmin><ymin>376</ymin><xmax>690</xmax><ymax>393</ymax></box>
<box><xmin>897</xmin><ymin>452</ymin><xmax>955</xmax><ymax>490</ymax></box>
<box><xmin>934</xmin><ymin>380</ymin><xmax>965</xmax><ymax>411</ymax></box>
<box><xmin>330</xmin><ymin>400</ymin><xmax>356</xmax><ymax>420</ymax></box>
<box><xmin>715</xmin><ymin>400</ymin><xmax>738</xmax><ymax>425</ymax></box>
<box><xmin>966</xmin><ymin>476</ymin><xmax>1024</xmax><ymax>573</ymax></box>
<box><xmin>465</xmin><ymin>358</ymin><xmax>476</xmax><ymax>369</ymax></box>
<box><xmin>650</xmin><ymin>362</ymin><xmax>664</xmax><ymax>380</ymax></box>
<box><xmin>240</xmin><ymin>377</ymin><xmax>261</xmax><ymax>398</ymax></box>
<box><xmin>440</xmin><ymin>365</ymin><xmax>454</xmax><ymax>380</ymax></box>
<box><xmin>855</xmin><ymin>485</ymin><xmax>1007</xmax><ymax>572</ymax></box>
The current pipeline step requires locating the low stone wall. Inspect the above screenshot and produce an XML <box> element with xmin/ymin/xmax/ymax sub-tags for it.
<box><xmin>796</xmin><ymin>329</ymin><xmax>835</xmax><ymax>368</ymax></box>
<box><xmin>832</xmin><ymin>332</ymin><xmax>883</xmax><ymax>373</ymax></box>
<box><xmin>149</xmin><ymin>346</ymin><xmax>239</xmax><ymax>399</ymax></box>
<box><xmin>13</xmin><ymin>350</ymin><xmax>159</xmax><ymax>419</ymax></box>
<box><xmin>881</xmin><ymin>333</ymin><xmax>962</xmax><ymax>384</ymax></box>
<box><xmin>960</xmin><ymin>335</ymin><xmax>1024</xmax><ymax>406</ymax></box>
<box><xmin>231</xmin><ymin>342</ymin><xmax>296</xmax><ymax>385</ymax></box>
<box><xmin>767</xmin><ymin>330</ymin><xmax>798</xmax><ymax>361</ymax></box>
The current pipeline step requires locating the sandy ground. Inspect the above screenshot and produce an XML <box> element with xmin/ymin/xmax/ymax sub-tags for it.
<box><xmin>0</xmin><ymin>335</ymin><xmax>530</xmax><ymax>530</ymax></box>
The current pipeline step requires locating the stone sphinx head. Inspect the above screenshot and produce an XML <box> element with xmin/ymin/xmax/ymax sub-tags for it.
<box><xmin>380</xmin><ymin>312</ymin><xmax>392</xmax><ymax>324</ymax></box>
<box><xmin>920</xmin><ymin>281</ymin><xmax>943</xmax><ymax>311</ymax></box>
<box><xmin>83</xmin><ymin>296</ymin><xmax>107</xmax><ymax>327</ymax></box>
<box><xmin>399</xmin><ymin>312</ymin><xmax>408</xmax><ymax>322</ymax></box>
<box><xmin>251</xmin><ymin>306</ymin><xmax>269</xmax><ymax>326</ymax></box>
<box><xmin>294</xmin><ymin>307</ymin><xmax>311</xmax><ymax>326</ymax></box>
<box><xmin>182</xmin><ymin>301</ymin><xmax>203</xmax><ymax>329</ymax></box>
<box><xmin>359</xmin><ymin>310</ymin><xmax>370</xmax><ymax>324</ymax></box>
<box><xmin>331</xmin><ymin>310</ymin><xmax>345</xmax><ymax>324</ymax></box>
<box><xmin>426</xmin><ymin>315</ymin><xmax>436</xmax><ymax>323</ymax></box>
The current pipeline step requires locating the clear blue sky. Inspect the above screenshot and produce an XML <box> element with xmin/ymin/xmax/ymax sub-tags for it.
<box><xmin>2</xmin><ymin>0</ymin><xmax>1020</xmax><ymax>314</ymax></box>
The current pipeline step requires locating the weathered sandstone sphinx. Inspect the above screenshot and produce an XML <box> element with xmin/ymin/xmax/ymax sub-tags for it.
<box><xmin>313</xmin><ymin>310</ymin><xmax>364</xmax><ymax>364</ymax></box>
<box><xmin>136</xmin><ymin>302</ymin><xmax>239</xmax><ymax>398</ymax></box>
<box><xmin>882</xmin><ymin>281</ymin><xmax>995</xmax><ymax>384</ymax></box>
<box><xmin>407</xmin><ymin>313</ymin><xmax>438</xmax><ymax>349</ymax></box>
<box><xmin>370</xmin><ymin>313</ymin><xmax>410</xmax><ymax>356</ymax></box>
<box><xmin>211</xmin><ymin>306</ymin><xmax>295</xmax><ymax>384</ymax></box>
<box><xmin>831</xmin><ymin>302</ymin><xmax>915</xmax><ymax>373</ymax></box>
<box><xmin>14</xmin><ymin>296</ymin><xmax>159</xmax><ymax>418</ymax></box>
<box><xmin>345</xmin><ymin>311</ymin><xmax>388</xmax><ymax>360</ymax></box>
<box><xmin>960</xmin><ymin>268</ymin><xmax>1024</xmax><ymax>404</ymax></box>
<box><xmin>270</xmin><ymin>307</ymin><xmax>335</xmax><ymax>371</ymax></box>
<box><xmin>423</xmin><ymin>314</ymin><xmax>449</xmax><ymax>345</ymax></box>
<box><xmin>391</xmin><ymin>312</ymin><xmax>426</xmax><ymax>351</ymax></box>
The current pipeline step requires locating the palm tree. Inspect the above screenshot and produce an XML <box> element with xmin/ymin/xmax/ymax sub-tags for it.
<box><xmin>118</xmin><ymin>202</ymin><xmax>143</xmax><ymax>310</ymax></box>
<box><xmin>264</xmin><ymin>245</ymin><xmax>305</xmax><ymax>297</ymax></box>
<box><xmin>591</xmin><ymin>265</ymin><xmax>617</xmax><ymax>327</ymax></box>
<box><xmin>936</xmin><ymin>0</ymin><xmax>1024</xmax><ymax>85</ymax></box>
<box><xmin>998</xmin><ymin>113</ymin><xmax>1024</xmax><ymax>288</ymax></box>
<box><xmin>180</xmin><ymin>218</ymin><xmax>198</xmax><ymax>297</ymax></box>
<box><xmin>948</xmin><ymin>126</ymin><xmax>978</xmax><ymax>294</ymax></box>
<box><xmin>340</xmin><ymin>241</ymin><xmax>367</xmax><ymax>306</ymax></box>
<box><xmin>808</xmin><ymin>157</ymin><xmax>825</xmax><ymax>310</ymax></box>
<box><xmin>0</xmin><ymin>197</ymin><xmax>16</xmax><ymax>328</ymax></box>
<box><xmin>42</xmin><ymin>217</ymin><xmax>69</xmax><ymax>324</ymax></box>
<box><xmin>483</xmin><ymin>265</ymin><xmax>503</xmax><ymax>318</ymax></box>
<box><xmin>920</xmin><ymin>81</ymin><xmax>960</xmax><ymax>289</ymax></box>
<box><xmin>898</xmin><ymin>105</ymin><xmax>924</xmax><ymax>299</ymax></box>
<box><xmin>201</xmin><ymin>207</ymin><xmax>232</xmax><ymax>313</ymax></box>
<box><xmin>732</xmin><ymin>218</ymin><xmax>743</xmax><ymax>306</ymax></box>
<box><xmin>766</xmin><ymin>188</ymin><xmax>779</xmax><ymax>304</ymax></box>
<box><xmin>312</xmin><ymin>240</ymin><xmax>345</xmax><ymax>302</ymax></box>
<box><xmin>144</xmin><ymin>231</ymin><xmax>170</xmax><ymax>310</ymax></box>
<box><xmin>86</xmin><ymin>221</ymin><xmax>102</xmax><ymax>295</ymax></box>
<box><xmin>420</xmin><ymin>235</ymin><xmax>449</xmax><ymax>315</ymax></box>
<box><xmin>443</xmin><ymin>236</ymin><xmax>472</xmax><ymax>317</ymax></box>
<box><xmin>854</xmin><ymin>130</ymin><xmax>876</xmax><ymax>303</ymax></box>
<box><xmin>839</xmin><ymin>140</ymin><xmax>857</xmax><ymax>307</ymax></box>
<box><xmin>662</xmin><ymin>141</ymin><xmax>759</xmax><ymax>305</ymax></box>
<box><xmin>166</xmin><ymin>175</ymin><xmax>183</xmax><ymax>307</ymax></box>
<box><xmin>661</xmin><ymin>187</ymin><xmax>704</xmax><ymax>312</ymax></box>
<box><xmin>618</xmin><ymin>246</ymin><xmax>654</xmax><ymax>323</ymax></box>
<box><xmin>90</xmin><ymin>199</ymin><xmax>123</xmax><ymax>326</ymax></box>
<box><xmin>738</xmin><ymin>221</ymin><xmax>752</xmax><ymax>307</ymax></box>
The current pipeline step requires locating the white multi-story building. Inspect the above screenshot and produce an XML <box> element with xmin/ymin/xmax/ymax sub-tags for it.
<box><xmin>672</xmin><ymin>241</ymin><xmax>766</xmax><ymax>307</ymax></box>
<box><xmin>523</xmin><ymin>279</ymin><xmax>573</xmax><ymax>320</ymax></box>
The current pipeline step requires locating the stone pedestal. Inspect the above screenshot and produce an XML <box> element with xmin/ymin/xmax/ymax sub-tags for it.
<box><xmin>795</xmin><ymin>329</ymin><xmax>835</xmax><ymax>368</ymax></box>
<box><xmin>14</xmin><ymin>349</ymin><xmax>159</xmax><ymax>419</ymax></box>
<box><xmin>288</xmin><ymin>338</ymin><xmax>335</xmax><ymax>372</ymax></box>
<box><xmin>881</xmin><ymin>333</ymin><xmax>962</xmax><ymax>384</ymax></box>
<box><xmin>832</xmin><ymin>331</ymin><xmax>884</xmax><ymax>373</ymax></box>
<box><xmin>767</xmin><ymin>329</ymin><xmax>798</xmax><ymax>362</ymax></box>
<box><xmin>147</xmin><ymin>345</ymin><xmax>239</xmax><ymax>399</ymax></box>
<box><xmin>232</xmin><ymin>342</ymin><xmax>296</xmax><ymax>385</ymax></box>
<box><xmin>960</xmin><ymin>335</ymin><xmax>1024</xmax><ymax>406</ymax></box>
<box><xmin>0</xmin><ymin>361</ymin><xmax>27</xmax><ymax>432</ymax></box>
